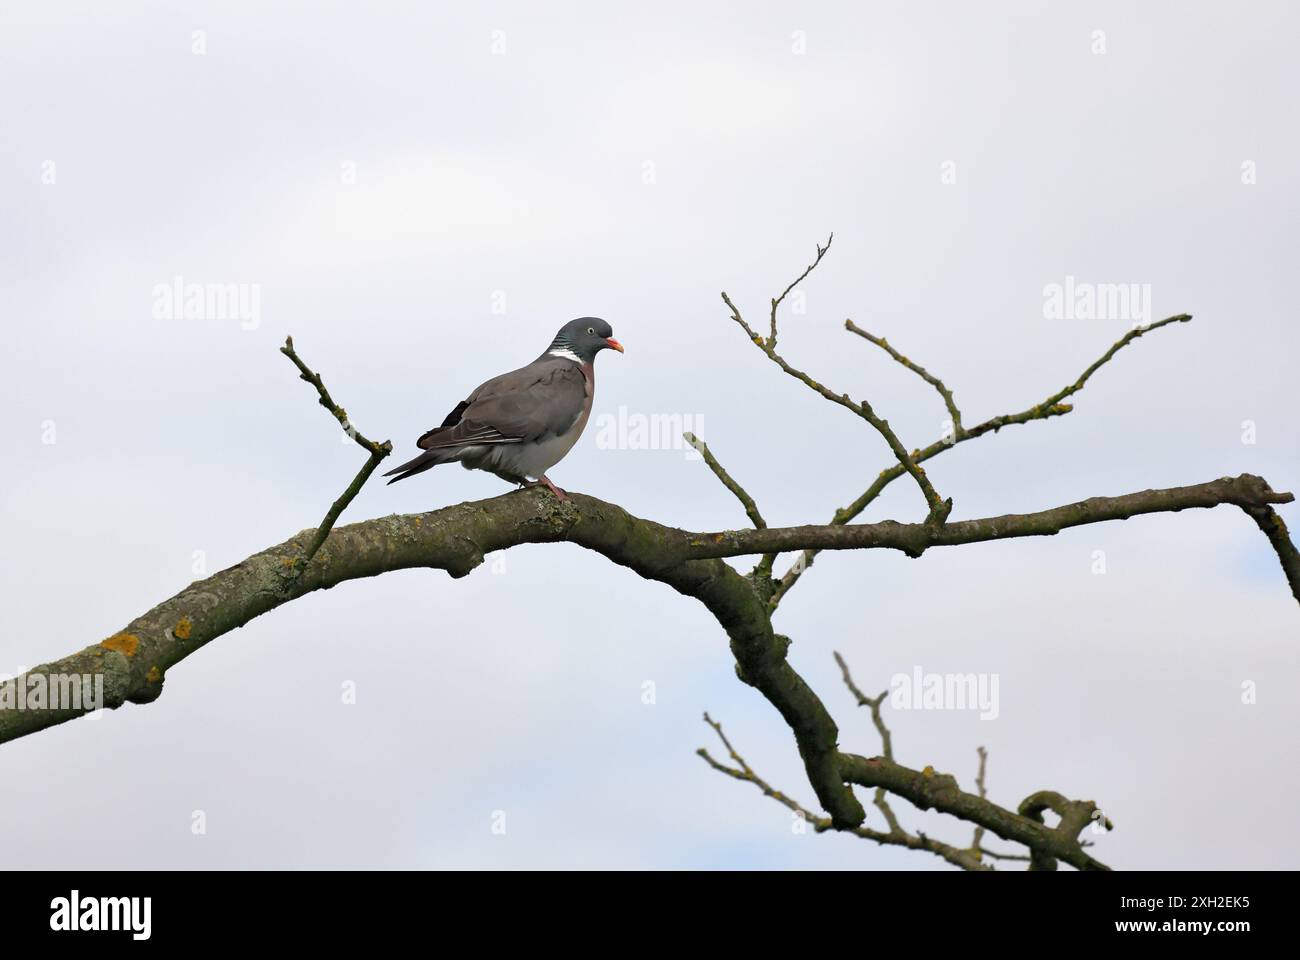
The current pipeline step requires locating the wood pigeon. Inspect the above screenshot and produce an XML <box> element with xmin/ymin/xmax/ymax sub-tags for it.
<box><xmin>384</xmin><ymin>317</ymin><xmax>623</xmax><ymax>499</ymax></box>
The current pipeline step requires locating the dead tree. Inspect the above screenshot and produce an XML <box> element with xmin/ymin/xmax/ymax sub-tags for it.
<box><xmin>3</xmin><ymin>238</ymin><xmax>1295</xmax><ymax>870</ymax></box>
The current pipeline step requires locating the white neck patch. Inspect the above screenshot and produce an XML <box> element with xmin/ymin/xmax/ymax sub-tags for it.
<box><xmin>548</xmin><ymin>347</ymin><xmax>584</xmax><ymax>364</ymax></box>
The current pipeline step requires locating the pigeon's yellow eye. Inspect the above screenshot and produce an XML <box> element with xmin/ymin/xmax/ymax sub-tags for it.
<box><xmin>587</xmin><ymin>327</ymin><xmax>595</xmax><ymax>335</ymax></box>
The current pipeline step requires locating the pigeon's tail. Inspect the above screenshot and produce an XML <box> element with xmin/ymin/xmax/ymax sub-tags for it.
<box><xmin>384</xmin><ymin>448</ymin><xmax>454</xmax><ymax>485</ymax></box>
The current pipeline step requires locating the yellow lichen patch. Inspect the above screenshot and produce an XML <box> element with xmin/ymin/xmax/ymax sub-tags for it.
<box><xmin>922</xmin><ymin>765</ymin><xmax>935</xmax><ymax>778</ymax></box>
<box><xmin>174</xmin><ymin>617</ymin><xmax>192</xmax><ymax>641</ymax></box>
<box><xmin>281</xmin><ymin>556</ymin><xmax>299</xmax><ymax>569</ymax></box>
<box><xmin>146</xmin><ymin>666</ymin><xmax>162</xmax><ymax>684</ymax></box>
<box><xmin>101</xmin><ymin>633</ymin><xmax>140</xmax><ymax>657</ymax></box>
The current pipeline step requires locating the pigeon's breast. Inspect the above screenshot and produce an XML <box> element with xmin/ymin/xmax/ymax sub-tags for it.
<box><xmin>489</xmin><ymin>362</ymin><xmax>593</xmax><ymax>480</ymax></box>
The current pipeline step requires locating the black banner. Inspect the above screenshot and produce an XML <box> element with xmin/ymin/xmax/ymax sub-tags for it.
<box><xmin>0</xmin><ymin>869</ymin><xmax>1287</xmax><ymax>946</ymax></box>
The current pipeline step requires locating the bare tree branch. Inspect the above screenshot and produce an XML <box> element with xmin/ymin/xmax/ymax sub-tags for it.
<box><xmin>834</xmin><ymin>651</ymin><xmax>905</xmax><ymax>837</ymax></box>
<box><xmin>770</xmin><ymin>313</ymin><xmax>1194</xmax><ymax>609</ymax></box>
<box><xmin>279</xmin><ymin>336</ymin><xmax>392</xmax><ymax>572</ymax></box>
<box><xmin>722</xmin><ymin>242</ymin><xmax>950</xmax><ymax>525</ymax></box>
<box><xmin>1038</xmin><ymin>313</ymin><xmax>1192</xmax><ymax>412</ymax></box>
<box><xmin>831</xmin><ymin>652</ymin><xmax>1097</xmax><ymax>869</ymax></box>
<box><xmin>835</xmin><ymin>651</ymin><xmax>893</xmax><ymax>761</ymax></box>
<box><xmin>279</xmin><ymin>336</ymin><xmax>388</xmax><ymax>457</ymax></box>
<box><xmin>697</xmin><ymin>712</ymin><xmax>988</xmax><ymax>871</ymax></box>
<box><xmin>684</xmin><ymin>432</ymin><xmax>775</xmax><ymax>581</ymax></box>
<box><xmin>683</xmin><ymin>433</ymin><xmax>768</xmax><ymax>530</ymax></box>
<box><xmin>703</xmin><ymin>653</ymin><xmax>1102</xmax><ymax>870</ymax></box>
<box><xmin>768</xmin><ymin>234</ymin><xmax>833</xmax><ymax>349</ymax></box>
<box><xmin>0</xmin><ymin>487</ymin><xmax>864</xmax><ymax>827</ymax></box>
<box><xmin>844</xmin><ymin>319</ymin><xmax>963</xmax><ymax>432</ymax></box>
<box><xmin>678</xmin><ymin>474</ymin><xmax>1295</xmax><ymax>568</ymax></box>
<box><xmin>971</xmin><ymin>745</ymin><xmax>989</xmax><ymax>853</ymax></box>
<box><xmin>1018</xmin><ymin>790</ymin><xmax>1113</xmax><ymax>871</ymax></box>
<box><xmin>2</xmin><ymin>477</ymin><xmax>1293</xmax><ymax>766</ymax></box>
<box><xmin>1242</xmin><ymin>504</ymin><xmax>1300</xmax><ymax>605</ymax></box>
<box><xmin>838</xmin><ymin>753</ymin><xmax>1108</xmax><ymax>871</ymax></box>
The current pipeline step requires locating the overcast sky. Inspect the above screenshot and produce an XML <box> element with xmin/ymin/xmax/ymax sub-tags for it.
<box><xmin>2</xmin><ymin>0</ymin><xmax>1297</xmax><ymax>869</ymax></box>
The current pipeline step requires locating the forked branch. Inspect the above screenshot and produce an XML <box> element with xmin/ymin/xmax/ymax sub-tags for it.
<box><xmin>279</xmin><ymin>336</ymin><xmax>392</xmax><ymax>572</ymax></box>
<box><xmin>768</xmin><ymin>312</ymin><xmax>1196</xmax><ymax>609</ymax></box>
<box><xmin>700</xmin><ymin>652</ymin><xmax>1106</xmax><ymax>870</ymax></box>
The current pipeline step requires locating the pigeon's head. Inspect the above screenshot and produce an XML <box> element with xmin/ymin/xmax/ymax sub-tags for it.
<box><xmin>546</xmin><ymin>317</ymin><xmax>624</xmax><ymax>364</ymax></box>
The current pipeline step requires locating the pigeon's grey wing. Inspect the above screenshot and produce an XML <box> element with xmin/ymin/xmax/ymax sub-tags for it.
<box><xmin>416</xmin><ymin>360</ymin><xmax>586</xmax><ymax>450</ymax></box>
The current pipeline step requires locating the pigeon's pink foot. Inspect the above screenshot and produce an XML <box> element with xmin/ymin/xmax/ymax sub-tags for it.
<box><xmin>530</xmin><ymin>475</ymin><xmax>569</xmax><ymax>501</ymax></box>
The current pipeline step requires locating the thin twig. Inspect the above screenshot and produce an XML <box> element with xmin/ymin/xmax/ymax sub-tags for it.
<box><xmin>971</xmin><ymin>746</ymin><xmax>988</xmax><ymax>853</ymax></box>
<box><xmin>835</xmin><ymin>651</ymin><xmax>892</xmax><ymax>760</ymax></box>
<box><xmin>844</xmin><ymin>319</ymin><xmax>962</xmax><ymax>433</ymax></box>
<box><xmin>684</xmin><ymin>432</ymin><xmax>776</xmax><ymax>581</ymax></box>
<box><xmin>835</xmin><ymin>651</ymin><xmax>904</xmax><ymax>836</ymax></box>
<box><xmin>684</xmin><ymin>433</ymin><xmax>768</xmax><ymax>529</ymax></box>
<box><xmin>768</xmin><ymin>234</ymin><xmax>833</xmax><ymax>349</ymax></box>
<box><xmin>280</xmin><ymin>336</ymin><xmax>392</xmax><ymax>572</ymax></box>
<box><xmin>1040</xmin><ymin>314</ymin><xmax>1191</xmax><ymax>409</ymax></box>
<box><xmin>280</xmin><ymin>336</ymin><xmax>388</xmax><ymax>456</ymax></box>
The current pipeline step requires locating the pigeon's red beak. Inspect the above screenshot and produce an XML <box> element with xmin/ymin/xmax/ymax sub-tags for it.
<box><xmin>605</xmin><ymin>338</ymin><xmax>624</xmax><ymax>353</ymax></box>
